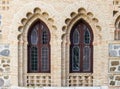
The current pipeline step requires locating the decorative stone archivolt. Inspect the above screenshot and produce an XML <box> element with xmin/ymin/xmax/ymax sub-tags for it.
<box><xmin>62</xmin><ymin>7</ymin><xmax>102</xmax><ymax>41</ymax></box>
<box><xmin>18</xmin><ymin>7</ymin><xmax>57</xmax><ymax>37</ymax></box>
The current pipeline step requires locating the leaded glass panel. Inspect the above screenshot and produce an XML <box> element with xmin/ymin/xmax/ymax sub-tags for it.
<box><xmin>42</xmin><ymin>31</ymin><xmax>48</xmax><ymax>44</ymax></box>
<box><xmin>84</xmin><ymin>29</ymin><xmax>90</xmax><ymax>44</ymax></box>
<box><xmin>31</xmin><ymin>29</ymin><xmax>38</xmax><ymax>45</ymax></box>
<box><xmin>41</xmin><ymin>47</ymin><xmax>49</xmax><ymax>71</ymax></box>
<box><xmin>30</xmin><ymin>47</ymin><xmax>38</xmax><ymax>71</ymax></box>
<box><xmin>83</xmin><ymin>46</ymin><xmax>91</xmax><ymax>71</ymax></box>
<box><xmin>73</xmin><ymin>29</ymin><xmax>79</xmax><ymax>44</ymax></box>
<box><xmin>72</xmin><ymin>46</ymin><xmax>80</xmax><ymax>71</ymax></box>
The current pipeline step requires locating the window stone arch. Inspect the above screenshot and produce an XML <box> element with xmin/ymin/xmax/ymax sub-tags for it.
<box><xmin>61</xmin><ymin>7</ymin><xmax>101</xmax><ymax>86</ymax></box>
<box><xmin>17</xmin><ymin>7</ymin><xmax>56</xmax><ymax>87</ymax></box>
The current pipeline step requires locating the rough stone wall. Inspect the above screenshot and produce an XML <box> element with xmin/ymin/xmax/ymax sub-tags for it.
<box><xmin>0</xmin><ymin>0</ymin><xmax>117</xmax><ymax>89</ymax></box>
<box><xmin>108</xmin><ymin>0</ymin><xmax>120</xmax><ymax>89</ymax></box>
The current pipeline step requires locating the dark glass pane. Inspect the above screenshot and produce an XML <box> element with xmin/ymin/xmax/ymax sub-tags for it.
<box><xmin>41</xmin><ymin>47</ymin><xmax>49</xmax><ymax>71</ymax></box>
<box><xmin>42</xmin><ymin>31</ymin><xmax>48</xmax><ymax>44</ymax></box>
<box><xmin>31</xmin><ymin>29</ymin><xmax>38</xmax><ymax>45</ymax></box>
<box><xmin>73</xmin><ymin>29</ymin><xmax>79</xmax><ymax>44</ymax></box>
<box><xmin>84</xmin><ymin>30</ymin><xmax>90</xmax><ymax>44</ymax></box>
<box><xmin>72</xmin><ymin>46</ymin><xmax>80</xmax><ymax>71</ymax></box>
<box><xmin>30</xmin><ymin>47</ymin><xmax>38</xmax><ymax>71</ymax></box>
<box><xmin>83</xmin><ymin>46</ymin><xmax>91</xmax><ymax>71</ymax></box>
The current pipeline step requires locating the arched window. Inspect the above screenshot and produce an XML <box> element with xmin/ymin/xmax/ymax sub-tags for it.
<box><xmin>70</xmin><ymin>19</ymin><xmax>93</xmax><ymax>73</ymax></box>
<box><xmin>28</xmin><ymin>20</ymin><xmax>50</xmax><ymax>73</ymax></box>
<box><xmin>115</xmin><ymin>21</ymin><xmax>120</xmax><ymax>40</ymax></box>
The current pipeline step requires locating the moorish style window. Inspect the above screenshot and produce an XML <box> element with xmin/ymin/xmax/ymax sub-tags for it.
<box><xmin>28</xmin><ymin>20</ymin><xmax>50</xmax><ymax>73</ymax></box>
<box><xmin>70</xmin><ymin>19</ymin><xmax>93</xmax><ymax>73</ymax></box>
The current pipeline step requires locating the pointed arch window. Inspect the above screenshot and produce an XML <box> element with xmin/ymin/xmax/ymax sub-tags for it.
<box><xmin>28</xmin><ymin>20</ymin><xmax>50</xmax><ymax>73</ymax></box>
<box><xmin>70</xmin><ymin>20</ymin><xmax>93</xmax><ymax>73</ymax></box>
<box><xmin>115</xmin><ymin>21</ymin><xmax>120</xmax><ymax>40</ymax></box>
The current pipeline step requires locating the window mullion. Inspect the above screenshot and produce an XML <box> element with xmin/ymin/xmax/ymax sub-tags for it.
<box><xmin>80</xmin><ymin>44</ymin><xmax>83</xmax><ymax>72</ymax></box>
<box><xmin>38</xmin><ymin>26</ymin><xmax>41</xmax><ymax>72</ymax></box>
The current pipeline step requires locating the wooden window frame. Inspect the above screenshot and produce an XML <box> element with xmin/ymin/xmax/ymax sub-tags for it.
<box><xmin>27</xmin><ymin>20</ymin><xmax>51</xmax><ymax>73</ymax></box>
<box><xmin>70</xmin><ymin>19</ymin><xmax>93</xmax><ymax>73</ymax></box>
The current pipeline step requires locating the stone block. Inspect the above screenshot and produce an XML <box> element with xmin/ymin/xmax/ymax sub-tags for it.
<box><xmin>0</xmin><ymin>68</ymin><xmax>3</xmax><ymax>72</ymax></box>
<box><xmin>0</xmin><ymin>78</ymin><xmax>4</xmax><ymax>87</ymax></box>
<box><xmin>110</xmin><ymin>67</ymin><xmax>116</xmax><ymax>71</ymax></box>
<box><xmin>109</xmin><ymin>44</ymin><xmax>120</xmax><ymax>57</ymax></box>
<box><xmin>110</xmin><ymin>81</ymin><xmax>115</xmax><ymax>85</ymax></box>
<box><xmin>3</xmin><ymin>64</ymin><xmax>9</xmax><ymax>67</ymax></box>
<box><xmin>118</xmin><ymin>66</ymin><xmax>120</xmax><ymax>71</ymax></box>
<box><xmin>115</xmin><ymin>76</ymin><xmax>120</xmax><ymax>81</ymax></box>
<box><xmin>109</xmin><ymin>75</ymin><xmax>114</xmax><ymax>80</ymax></box>
<box><xmin>111</xmin><ymin>61</ymin><xmax>119</xmax><ymax>66</ymax></box>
